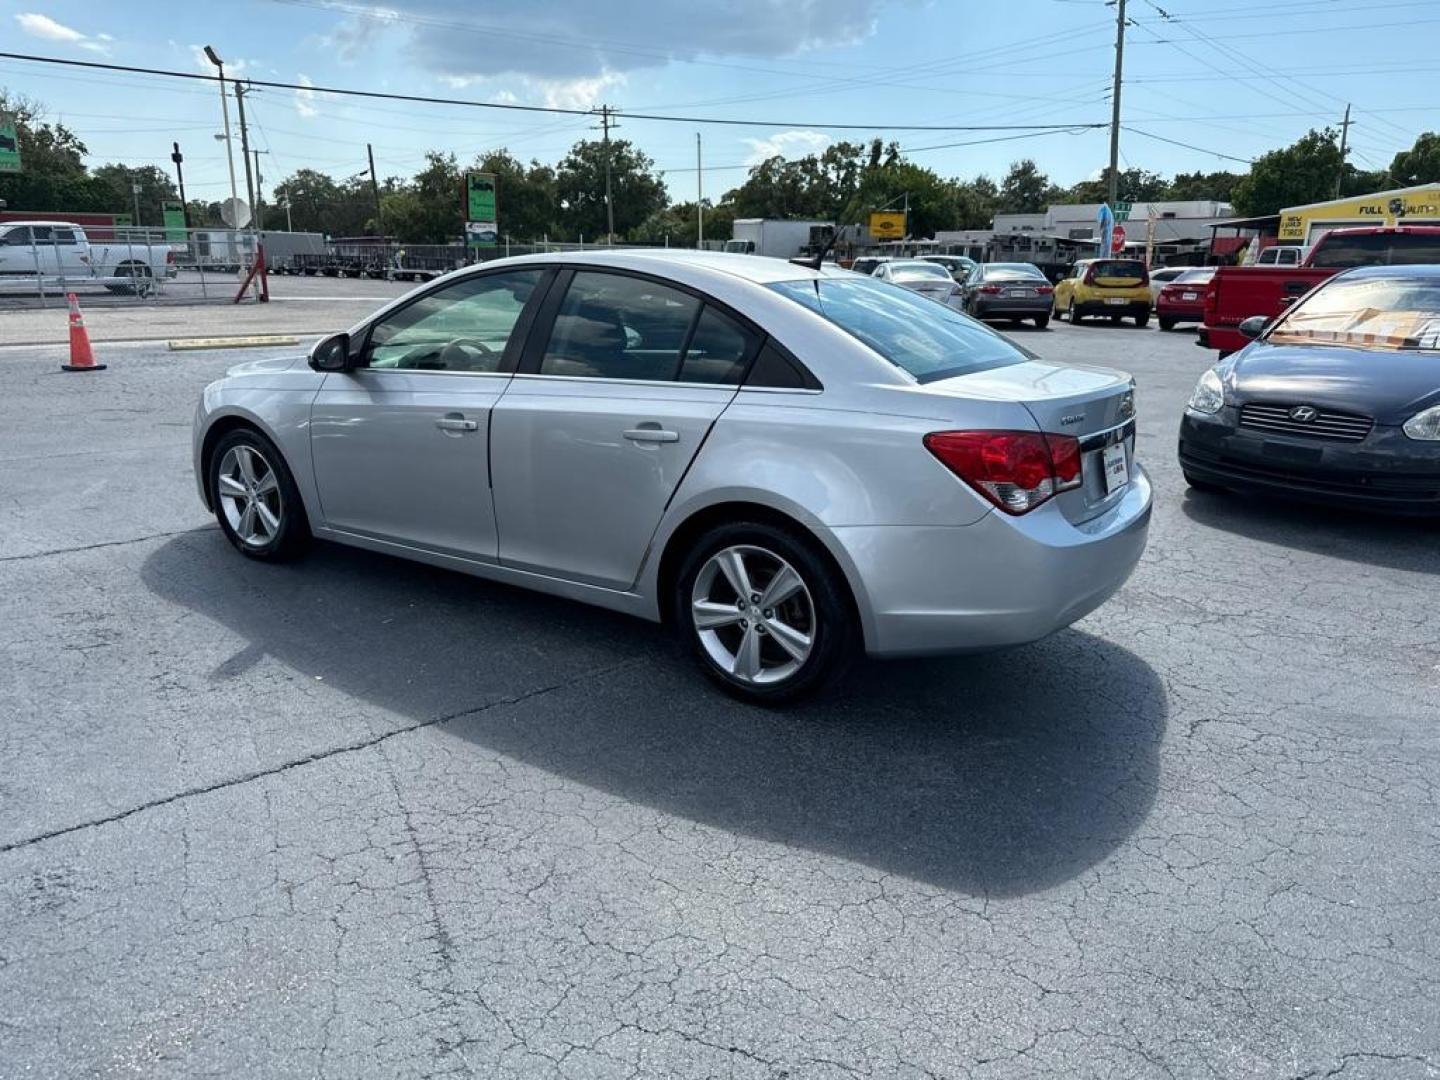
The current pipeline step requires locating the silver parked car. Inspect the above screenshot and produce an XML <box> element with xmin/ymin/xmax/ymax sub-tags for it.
<box><xmin>193</xmin><ymin>251</ymin><xmax>1150</xmax><ymax>702</ymax></box>
<box><xmin>871</xmin><ymin>258</ymin><xmax>967</xmax><ymax>310</ymax></box>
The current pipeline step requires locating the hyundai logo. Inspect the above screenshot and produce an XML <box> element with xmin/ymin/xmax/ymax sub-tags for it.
<box><xmin>1289</xmin><ymin>405</ymin><xmax>1319</xmax><ymax>423</ymax></box>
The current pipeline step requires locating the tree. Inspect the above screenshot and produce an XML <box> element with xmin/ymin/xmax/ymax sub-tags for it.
<box><xmin>1164</xmin><ymin>170</ymin><xmax>1243</xmax><ymax>203</ymax></box>
<box><xmin>996</xmin><ymin>159</ymin><xmax>1058</xmax><ymax>214</ymax></box>
<box><xmin>0</xmin><ymin>89</ymin><xmax>95</xmax><ymax>212</ymax></box>
<box><xmin>1065</xmin><ymin>167</ymin><xmax>1168</xmax><ymax>205</ymax></box>
<box><xmin>555</xmin><ymin>138</ymin><xmax>666</xmax><ymax>240</ymax></box>
<box><xmin>1230</xmin><ymin>129</ymin><xmax>1343</xmax><ymax>216</ymax></box>
<box><xmin>271</xmin><ymin>168</ymin><xmax>371</xmax><ymax>237</ymax></box>
<box><xmin>88</xmin><ymin>163</ymin><xmax>177</xmax><ymax>225</ymax></box>
<box><xmin>380</xmin><ymin>151</ymin><xmax>462</xmax><ymax>242</ymax></box>
<box><xmin>951</xmin><ymin>175</ymin><xmax>999</xmax><ymax>228</ymax></box>
<box><xmin>1389</xmin><ymin>132</ymin><xmax>1440</xmax><ymax>187</ymax></box>
<box><xmin>471</xmin><ymin>150</ymin><xmax>557</xmax><ymax>241</ymax></box>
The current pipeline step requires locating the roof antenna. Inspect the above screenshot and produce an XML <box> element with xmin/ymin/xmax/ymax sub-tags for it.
<box><xmin>793</xmin><ymin>188</ymin><xmax>864</xmax><ymax>271</ymax></box>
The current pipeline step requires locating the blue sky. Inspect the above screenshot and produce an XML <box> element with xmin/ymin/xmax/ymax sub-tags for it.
<box><xmin>2</xmin><ymin>0</ymin><xmax>1435</xmax><ymax>208</ymax></box>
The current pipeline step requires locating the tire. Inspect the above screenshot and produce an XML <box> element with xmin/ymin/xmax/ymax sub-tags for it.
<box><xmin>207</xmin><ymin>428</ymin><xmax>310</xmax><ymax>562</ymax></box>
<box><xmin>1158</xmin><ymin>317</ymin><xmax>1176</xmax><ymax>332</ymax></box>
<box><xmin>1034</xmin><ymin>315</ymin><xmax>1050</xmax><ymax>329</ymax></box>
<box><xmin>1069</xmin><ymin>301</ymin><xmax>1083</xmax><ymax>325</ymax></box>
<box><xmin>673</xmin><ymin>520</ymin><xmax>856</xmax><ymax>705</ymax></box>
<box><xmin>1135</xmin><ymin>312</ymin><xmax>1150</xmax><ymax>328</ymax></box>
<box><xmin>115</xmin><ymin>261</ymin><xmax>154</xmax><ymax>297</ymax></box>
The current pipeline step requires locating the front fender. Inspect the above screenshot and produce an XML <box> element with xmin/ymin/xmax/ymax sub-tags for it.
<box><xmin>193</xmin><ymin>394</ymin><xmax>320</xmax><ymax>525</ymax></box>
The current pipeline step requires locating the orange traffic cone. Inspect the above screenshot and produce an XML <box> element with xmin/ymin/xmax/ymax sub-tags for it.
<box><xmin>63</xmin><ymin>292</ymin><xmax>106</xmax><ymax>372</ymax></box>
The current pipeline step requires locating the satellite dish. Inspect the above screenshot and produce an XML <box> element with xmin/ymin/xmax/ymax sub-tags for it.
<box><xmin>221</xmin><ymin>197</ymin><xmax>252</xmax><ymax>228</ymax></box>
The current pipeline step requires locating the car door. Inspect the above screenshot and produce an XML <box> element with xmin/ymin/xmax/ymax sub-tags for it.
<box><xmin>491</xmin><ymin>267</ymin><xmax>759</xmax><ymax>590</ymax></box>
<box><xmin>309</xmin><ymin>267</ymin><xmax>552</xmax><ymax>560</ymax></box>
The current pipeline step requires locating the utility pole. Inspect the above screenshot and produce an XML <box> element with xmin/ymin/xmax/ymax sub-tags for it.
<box><xmin>171</xmin><ymin>142</ymin><xmax>189</xmax><ymax>228</ymax></box>
<box><xmin>367</xmin><ymin>143</ymin><xmax>383</xmax><ymax>236</ymax></box>
<box><xmin>234</xmin><ymin>81</ymin><xmax>257</xmax><ymax>223</ymax></box>
<box><xmin>202</xmin><ymin>47</ymin><xmax>239</xmax><ymax>209</ymax></box>
<box><xmin>1107</xmin><ymin>0</ymin><xmax>1127</xmax><ymax>209</ymax></box>
<box><xmin>596</xmin><ymin>104</ymin><xmax>617</xmax><ymax>244</ymax></box>
<box><xmin>252</xmin><ymin>149</ymin><xmax>265</xmax><ymax>229</ymax></box>
<box><xmin>696</xmin><ymin>132</ymin><xmax>703</xmax><ymax>248</ymax></box>
<box><xmin>1334</xmin><ymin>104</ymin><xmax>1352</xmax><ymax>198</ymax></box>
<box><xmin>130</xmin><ymin>175</ymin><xmax>142</xmax><ymax>227</ymax></box>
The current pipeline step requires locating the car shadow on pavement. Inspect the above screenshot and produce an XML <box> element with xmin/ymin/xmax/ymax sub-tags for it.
<box><xmin>1181</xmin><ymin>488</ymin><xmax>1439</xmax><ymax>576</ymax></box>
<box><xmin>142</xmin><ymin>531</ymin><xmax>1167</xmax><ymax>898</ymax></box>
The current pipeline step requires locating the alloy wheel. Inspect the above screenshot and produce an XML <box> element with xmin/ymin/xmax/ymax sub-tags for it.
<box><xmin>216</xmin><ymin>444</ymin><xmax>284</xmax><ymax>548</ymax></box>
<box><xmin>691</xmin><ymin>544</ymin><xmax>815</xmax><ymax>686</ymax></box>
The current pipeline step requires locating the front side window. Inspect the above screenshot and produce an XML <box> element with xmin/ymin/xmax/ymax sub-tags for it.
<box><xmin>364</xmin><ymin>269</ymin><xmax>545</xmax><ymax>372</ymax></box>
<box><xmin>541</xmin><ymin>271</ymin><xmax>700</xmax><ymax>381</ymax></box>
<box><xmin>772</xmin><ymin>277</ymin><xmax>1028</xmax><ymax>383</ymax></box>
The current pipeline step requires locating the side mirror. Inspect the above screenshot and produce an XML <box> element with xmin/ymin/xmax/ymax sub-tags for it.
<box><xmin>1237</xmin><ymin>315</ymin><xmax>1268</xmax><ymax>341</ymax></box>
<box><xmin>308</xmin><ymin>331</ymin><xmax>353</xmax><ymax>372</ymax></box>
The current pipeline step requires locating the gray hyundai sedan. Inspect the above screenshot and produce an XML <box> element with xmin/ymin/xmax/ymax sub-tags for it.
<box><xmin>193</xmin><ymin>251</ymin><xmax>1150</xmax><ymax>702</ymax></box>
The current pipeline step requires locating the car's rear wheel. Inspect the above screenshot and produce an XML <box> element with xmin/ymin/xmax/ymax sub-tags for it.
<box><xmin>674</xmin><ymin>521</ymin><xmax>854</xmax><ymax>704</ymax></box>
<box><xmin>1135</xmin><ymin>312</ymin><xmax>1150</xmax><ymax>328</ymax></box>
<box><xmin>1158</xmin><ymin>317</ymin><xmax>1176</xmax><ymax>331</ymax></box>
<box><xmin>208</xmin><ymin>428</ymin><xmax>310</xmax><ymax>561</ymax></box>
<box><xmin>1069</xmin><ymin>301</ymin><xmax>1083</xmax><ymax>325</ymax></box>
<box><xmin>1034</xmin><ymin>314</ymin><xmax>1050</xmax><ymax>329</ymax></box>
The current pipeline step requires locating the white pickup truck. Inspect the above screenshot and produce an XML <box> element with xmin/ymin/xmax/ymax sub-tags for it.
<box><xmin>0</xmin><ymin>220</ymin><xmax>176</xmax><ymax>295</ymax></box>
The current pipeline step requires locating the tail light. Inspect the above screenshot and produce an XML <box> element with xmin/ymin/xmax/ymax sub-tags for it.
<box><xmin>1036</xmin><ymin>285</ymin><xmax>1054</xmax><ymax>295</ymax></box>
<box><xmin>924</xmin><ymin>430</ymin><xmax>1083</xmax><ymax>515</ymax></box>
<box><xmin>1083</xmin><ymin>266</ymin><xmax>1097</xmax><ymax>285</ymax></box>
<box><xmin>978</xmin><ymin>284</ymin><xmax>1002</xmax><ymax>294</ymax></box>
<box><xmin>166</xmin><ymin>249</ymin><xmax>176</xmax><ymax>264</ymax></box>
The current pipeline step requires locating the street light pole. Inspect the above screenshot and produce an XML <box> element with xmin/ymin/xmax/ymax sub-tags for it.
<box><xmin>1106</xmin><ymin>0</ymin><xmax>1127</xmax><ymax>209</ymax></box>
<box><xmin>202</xmin><ymin>46</ymin><xmax>239</xmax><ymax>208</ymax></box>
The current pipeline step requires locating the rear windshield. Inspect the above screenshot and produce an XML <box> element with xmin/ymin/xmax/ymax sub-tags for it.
<box><xmin>772</xmin><ymin>277</ymin><xmax>1027</xmax><ymax>383</ymax></box>
<box><xmin>1176</xmin><ymin>268</ymin><xmax>1215</xmax><ymax>284</ymax></box>
<box><xmin>982</xmin><ymin>265</ymin><xmax>1045</xmax><ymax>281</ymax></box>
<box><xmin>1315</xmin><ymin>232</ymin><xmax>1440</xmax><ymax>268</ymax></box>
<box><xmin>1089</xmin><ymin>260</ymin><xmax>1146</xmax><ymax>278</ymax></box>
<box><xmin>1268</xmin><ymin>275</ymin><xmax>1440</xmax><ymax>351</ymax></box>
<box><xmin>889</xmin><ymin>261</ymin><xmax>952</xmax><ymax>282</ymax></box>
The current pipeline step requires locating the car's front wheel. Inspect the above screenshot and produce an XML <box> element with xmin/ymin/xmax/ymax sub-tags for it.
<box><xmin>208</xmin><ymin>428</ymin><xmax>310</xmax><ymax>561</ymax></box>
<box><xmin>674</xmin><ymin>521</ymin><xmax>854</xmax><ymax>704</ymax></box>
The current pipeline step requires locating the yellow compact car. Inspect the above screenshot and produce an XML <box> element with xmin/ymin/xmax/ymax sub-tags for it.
<box><xmin>1053</xmin><ymin>258</ymin><xmax>1153</xmax><ymax>328</ymax></box>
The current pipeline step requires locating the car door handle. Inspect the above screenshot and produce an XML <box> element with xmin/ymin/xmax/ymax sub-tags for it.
<box><xmin>623</xmin><ymin>427</ymin><xmax>679</xmax><ymax>443</ymax></box>
<box><xmin>436</xmin><ymin>416</ymin><xmax>478</xmax><ymax>432</ymax></box>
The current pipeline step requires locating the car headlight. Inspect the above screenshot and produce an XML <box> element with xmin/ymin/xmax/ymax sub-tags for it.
<box><xmin>1402</xmin><ymin>404</ymin><xmax>1440</xmax><ymax>440</ymax></box>
<box><xmin>1187</xmin><ymin>368</ymin><xmax>1225</xmax><ymax>415</ymax></box>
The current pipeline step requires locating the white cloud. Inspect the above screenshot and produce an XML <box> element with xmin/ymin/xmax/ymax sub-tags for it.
<box><xmin>296</xmin><ymin>74</ymin><xmax>319</xmax><ymax>118</ymax></box>
<box><xmin>533</xmin><ymin>72</ymin><xmax>626</xmax><ymax>111</ymax></box>
<box><xmin>16</xmin><ymin>12</ymin><xmax>111</xmax><ymax>53</ymax></box>
<box><xmin>743</xmin><ymin>129</ymin><xmax>831</xmax><ymax>165</ymax></box>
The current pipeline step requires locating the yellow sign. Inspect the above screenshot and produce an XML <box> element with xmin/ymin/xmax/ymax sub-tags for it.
<box><xmin>1278</xmin><ymin>185</ymin><xmax>1440</xmax><ymax>241</ymax></box>
<box><xmin>869</xmin><ymin>211</ymin><xmax>907</xmax><ymax>241</ymax></box>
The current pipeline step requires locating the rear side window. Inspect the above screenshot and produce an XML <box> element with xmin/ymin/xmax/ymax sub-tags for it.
<box><xmin>772</xmin><ymin>277</ymin><xmax>1026</xmax><ymax>384</ymax></box>
<box><xmin>542</xmin><ymin>271</ymin><xmax>700</xmax><ymax>381</ymax></box>
<box><xmin>678</xmin><ymin>307</ymin><xmax>758</xmax><ymax>385</ymax></box>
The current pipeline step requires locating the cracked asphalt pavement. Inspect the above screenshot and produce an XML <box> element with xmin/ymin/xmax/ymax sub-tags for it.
<box><xmin>1</xmin><ymin>320</ymin><xmax>1436</xmax><ymax>1078</ymax></box>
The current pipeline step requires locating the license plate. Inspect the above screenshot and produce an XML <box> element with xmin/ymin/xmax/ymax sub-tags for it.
<box><xmin>1182</xmin><ymin>291</ymin><xmax>1198</xmax><ymax>300</ymax></box>
<box><xmin>1105</xmin><ymin>297</ymin><xmax>1127</xmax><ymax>305</ymax></box>
<box><xmin>1103</xmin><ymin>443</ymin><xmax>1129</xmax><ymax>493</ymax></box>
<box><xmin>1007</xmin><ymin>288</ymin><xmax>1033</xmax><ymax>297</ymax></box>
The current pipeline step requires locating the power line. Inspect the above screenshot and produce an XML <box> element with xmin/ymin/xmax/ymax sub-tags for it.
<box><xmin>0</xmin><ymin>52</ymin><xmax>1110</xmax><ymax>134</ymax></box>
<box><xmin>1121</xmin><ymin>125</ymin><xmax>1254</xmax><ymax>164</ymax></box>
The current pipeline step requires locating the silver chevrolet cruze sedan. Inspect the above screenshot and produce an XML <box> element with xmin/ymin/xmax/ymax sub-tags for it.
<box><xmin>193</xmin><ymin>251</ymin><xmax>1150</xmax><ymax>702</ymax></box>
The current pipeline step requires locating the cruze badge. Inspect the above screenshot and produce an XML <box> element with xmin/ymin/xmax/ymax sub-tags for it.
<box><xmin>1060</xmin><ymin>413</ymin><xmax>1085</xmax><ymax>426</ymax></box>
<box><xmin>1289</xmin><ymin>405</ymin><xmax>1319</xmax><ymax>422</ymax></box>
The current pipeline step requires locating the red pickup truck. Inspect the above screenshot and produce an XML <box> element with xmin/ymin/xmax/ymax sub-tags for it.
<box><xmin>1198</xmin><ymin>225</ymin><xmax>1440</xmax><ymax>356</ymax></box>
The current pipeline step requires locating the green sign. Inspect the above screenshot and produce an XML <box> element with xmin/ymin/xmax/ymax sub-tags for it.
<box><xmin>162</xmin><ymin>199</ymin><xmax>187</xmax><ymax>242</ymax></box>
<box><xmin>113</xmin><ymin>214</ymin><xmax>132</xmax><ymax>227</ymax></box>
<box><xmin>465</xmin><ymin>172</ymin><xmax>497</xmax><ymax>247</ymax></box>
<box><xmin>1114</xmin><ymin>200</ymin><xmax>1133</xmax><ymax>222</ymax></box>
<box><xmin>0</xmin><ymin>113</ymin><xmax>21</xmax><ymax>174</ymax></box>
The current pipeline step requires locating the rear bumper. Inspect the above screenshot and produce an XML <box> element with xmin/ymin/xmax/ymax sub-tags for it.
<box><xmin>1156</xmin><ymin>301</ymin><xmax>1204</xmax><ymax>323</ymax></box>
<box><xmin>1075</xmin><ymin>300</ymin><xmax>1149</xmax><ymax>317</ymax></box>
<box><xmin>972</xmin><ymin>296</ymin><xmax>1052</xmax><ymax>318</ymax></box>
<box><xmin>1198</xmin><ymin>325</ymin><xmax>1246</xmax><ymax>353</ymax></box>
<box><xmin>1179</xmin><ymin>410</ymin><xmax>1440</xmax><ymax>514</ymax></box>
<box><xmin>835</xmin><ymin>467</ymin><xmax>1152</xmax><ymax>657</ymax></box>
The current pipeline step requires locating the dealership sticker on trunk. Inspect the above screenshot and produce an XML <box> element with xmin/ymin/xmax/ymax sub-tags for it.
<box><xmin>1102</xmin><ymin>443</ymin><xmax>1129</xmax><ymax>493</ymax></box>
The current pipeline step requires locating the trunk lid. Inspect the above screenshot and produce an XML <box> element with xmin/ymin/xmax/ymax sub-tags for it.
<box><xmin>925</xmin><ymin>360</ymin><xmax>1137</xmax><ymax>522</ymax></box>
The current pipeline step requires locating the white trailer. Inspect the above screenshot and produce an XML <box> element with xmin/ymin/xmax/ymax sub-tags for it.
<box><xmin>724</xmin><ymin>219</ymin><xmax>833</xmax><ymax>259</ymax></box>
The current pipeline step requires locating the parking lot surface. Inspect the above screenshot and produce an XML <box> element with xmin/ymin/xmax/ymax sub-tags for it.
<box><xmin>1</xmin><ymin>317</ymin><xmax>1436</xmax><ymax>1078</ymax></box>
